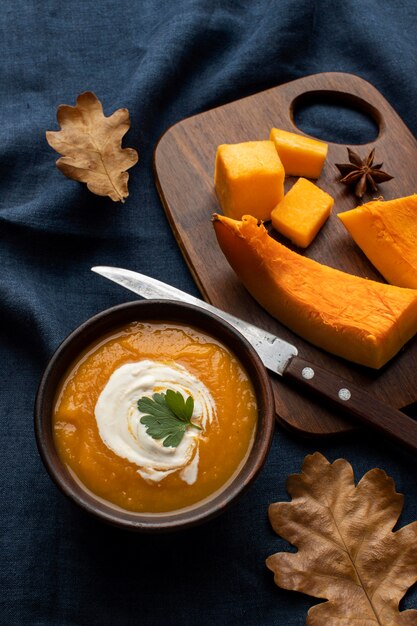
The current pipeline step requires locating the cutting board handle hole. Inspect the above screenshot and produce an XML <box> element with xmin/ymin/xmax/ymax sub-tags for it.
<box><xmin>291</xmin><ymin>91</ymin><xmax>381</xmax><ymax>145</ymax></box>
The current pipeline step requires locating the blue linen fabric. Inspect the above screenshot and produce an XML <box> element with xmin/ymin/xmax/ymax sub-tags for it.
<box><xmin>1</xmin><ymin>1</ymin><xmax>417</xmax><ymax>624</ymax></box>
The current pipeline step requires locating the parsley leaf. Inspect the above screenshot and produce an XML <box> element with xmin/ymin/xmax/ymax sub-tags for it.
<box><xmin>137</xmin><ymin>390</ymin><xmax>201</xmax><ymax>448</ymax></box>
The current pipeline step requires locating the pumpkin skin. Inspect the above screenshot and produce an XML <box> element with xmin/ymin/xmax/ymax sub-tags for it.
<box><xmin>338</xmin><ymin>194</ymin><xmax>417</xmax><ymax>289</ymax></box>
<box><xmin>212</xmin><ymin>214</ymin><xmax>417</xmax><ymax>369</ymax></box>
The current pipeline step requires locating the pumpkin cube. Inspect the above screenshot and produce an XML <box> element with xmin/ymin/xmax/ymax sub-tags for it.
<box><xmin>338</xmin><ymin>194</ymin><xmax>417</xmax><ymax>289</ymax></box>
<box><xmin>271</xmin><ymin>177</ymin><xmax>333</xmax><ymax>248</ymax></box>
<box><xmin>214</xmin><ymin>140</ymin><xmax>285</xmax><ymax>221</ymax></box>
<box><xmin>270</xmin><ymin>128</ymin><xmax>328</xmax><ymax>178</ymax></box>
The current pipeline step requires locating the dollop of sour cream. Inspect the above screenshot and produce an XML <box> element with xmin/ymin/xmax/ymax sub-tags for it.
<box><xmin>94</xmin><ymin>360</ymin><xmax>216</xmax><ymax>484</ymax></box>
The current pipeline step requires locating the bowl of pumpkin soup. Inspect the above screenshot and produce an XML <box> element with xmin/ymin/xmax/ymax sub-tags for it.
<box><xmin>35</xmin><ymin>300</ymin><xmax>274</xmax><ymax>531</ymax></box>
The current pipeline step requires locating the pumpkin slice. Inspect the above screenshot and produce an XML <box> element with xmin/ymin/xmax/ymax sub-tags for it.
<box><xmin>212</xmin><ymin>213</ymin><xmax>417</xmax><ymax>369</ymax></box>
<box><xmin>338</xmin><ymin>194</ymin><xmax>417</xmax><ymax>288</ymax></box>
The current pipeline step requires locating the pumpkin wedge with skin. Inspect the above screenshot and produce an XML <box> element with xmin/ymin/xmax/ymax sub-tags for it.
<box><xmin>212</xmin><ymin>214</ymin><xmax>417</xmax><ymax>369</ymax></box>
<box><xmin>338</xmin><ymin>194</ymin><xmax>417</xmax><ymax>289</ymax></box>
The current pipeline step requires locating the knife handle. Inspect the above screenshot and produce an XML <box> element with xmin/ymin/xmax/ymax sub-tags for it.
<box><xmin>284</xmin><ymin>356</ymin><xmax>417</xmax><ymax>454</ymax></box>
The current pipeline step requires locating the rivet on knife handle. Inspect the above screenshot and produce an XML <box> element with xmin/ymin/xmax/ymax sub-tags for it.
<box><xmin>284</xmin><ymin>356</ymin><xmax>417</xmax><ymax>454</ymax></box>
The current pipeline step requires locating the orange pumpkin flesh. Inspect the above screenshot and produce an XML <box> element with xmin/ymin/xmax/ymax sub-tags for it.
<box><xmin>212</xmin><ymin>214</ymin><xmax>417</xmax><ymax>369</ymax></box>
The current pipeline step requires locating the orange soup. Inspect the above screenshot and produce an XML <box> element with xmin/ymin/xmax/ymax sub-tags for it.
<box><xmin>53</xmin><ymin>321</ymin><xmax>258</xmax><ymax>513</ymax></box>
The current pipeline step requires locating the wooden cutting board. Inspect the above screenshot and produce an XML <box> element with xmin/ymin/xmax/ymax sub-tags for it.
<box><xmin>153</xmin><ymin>72</ymin><xmax>417</xmax><ymax>437</ymax></box>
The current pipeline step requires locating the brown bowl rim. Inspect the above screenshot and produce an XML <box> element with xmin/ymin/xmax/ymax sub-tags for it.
<box><xmin>34</xmin><ymin>299</ymin><xmax>275</xmax><ymax>531</ymax></box>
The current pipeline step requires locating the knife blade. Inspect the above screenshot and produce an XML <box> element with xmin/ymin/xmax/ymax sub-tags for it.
<box><xmin>92</xmin><ymin>265</ymin><xmax>417</xmax><ymax>454</ymax></box>
<box><xmin>92</xmin><ymin>266</ymin><xmax>298</xmax><ymax>374</ymax></box>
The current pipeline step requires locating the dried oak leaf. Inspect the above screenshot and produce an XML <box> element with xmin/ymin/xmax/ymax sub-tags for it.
<box><xmin>266</xmin><ymin>452</ymin><xmax>417</xmax><ymax>625</ymax></box>
<box><xmin>46</xmin><ymin>92</ymin><xmax>138</xmax><ymax>202</ymax></box>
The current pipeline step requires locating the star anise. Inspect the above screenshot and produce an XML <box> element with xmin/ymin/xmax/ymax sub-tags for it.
<box><xmin>335</xmin><ymin>147</ymin><xmax>393</xmax><ymax>199</ymax></box>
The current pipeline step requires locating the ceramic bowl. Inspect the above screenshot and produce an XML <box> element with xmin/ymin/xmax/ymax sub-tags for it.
<box><xmin>35</xmin><ymin>300</ymin><xmax>274</xmax><ymax>531</ymax></box>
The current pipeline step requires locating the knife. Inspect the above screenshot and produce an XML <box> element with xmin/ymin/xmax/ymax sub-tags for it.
<box><xmin>91</xmin><ymin>265</ymin><xmax>417</xmax><ymax>454</ymax></box>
